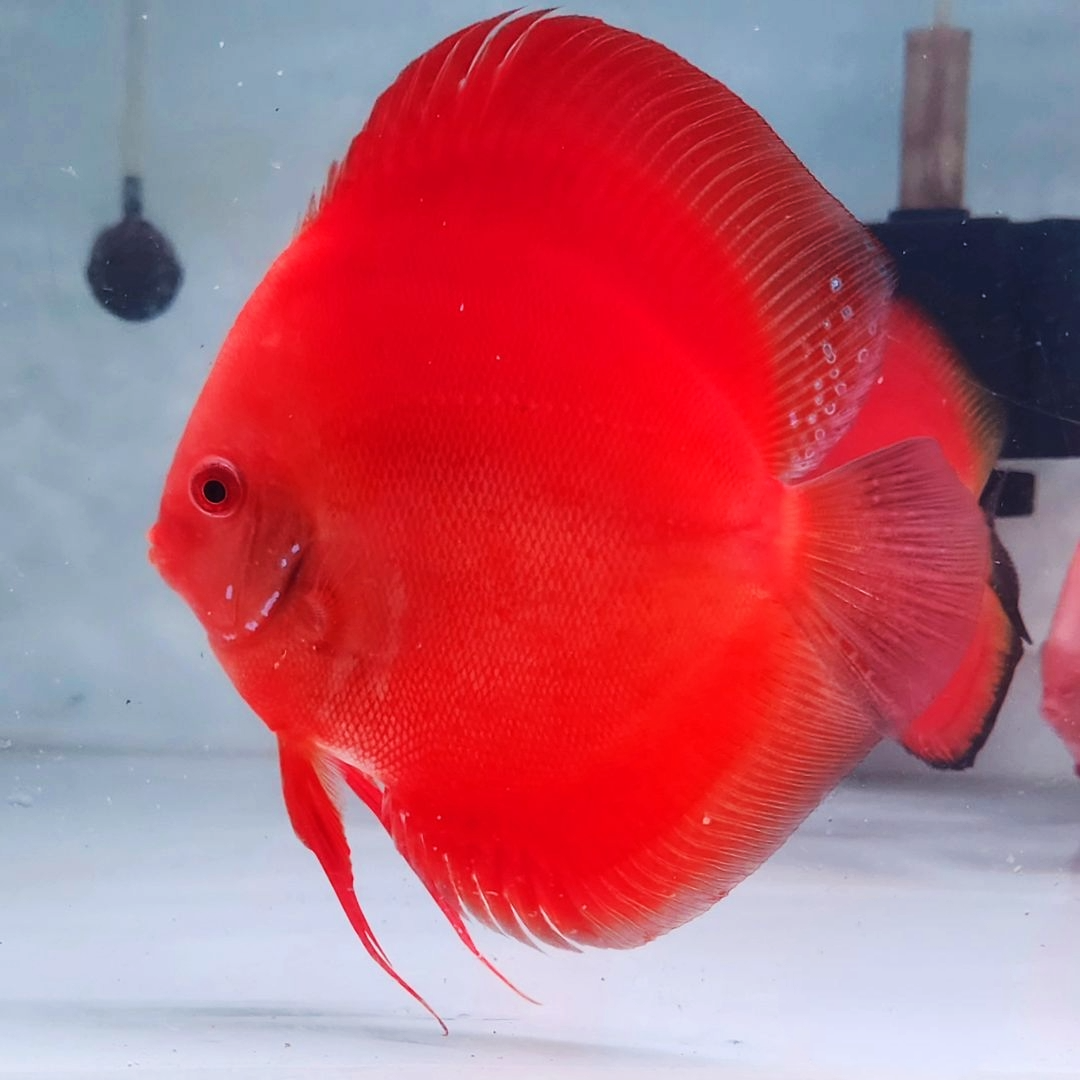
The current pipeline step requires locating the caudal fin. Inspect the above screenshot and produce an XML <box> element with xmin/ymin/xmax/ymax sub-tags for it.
<box><xmin>987</xmin><ymin>523</ymin><xmax>1031</xmax><ymax>645</ymax></box>
<box><xmin>806</xmin><ymin>299</ymin><xmax>1029</xmax><ymax>766</ymax></box>
<box><xmin>899</xmin><ymin>582</ymin><xmax>1023</xmax><ymax>768</ymax></box>
<box><xmin>789</xmin><ymin>437</ymin><xmax>989</xmax><ymax>736</ymax></box>
<box><xmin>897</xmin><ymin>523</ymin><xmax>1028</xmax><ymax>768</ymax></box>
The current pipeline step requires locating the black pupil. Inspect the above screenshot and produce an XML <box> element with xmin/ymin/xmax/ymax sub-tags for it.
<box><xmin>202</xmin><ymin>478</ymin><xmax>228</xmax><ymax>505</ymax></box>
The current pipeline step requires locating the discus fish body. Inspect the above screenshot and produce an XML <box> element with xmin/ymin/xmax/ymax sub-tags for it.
<box><xmin>150</xmin><ymin>11</ymin><xmax>1008</xmax><ymax>1026</ymax></box>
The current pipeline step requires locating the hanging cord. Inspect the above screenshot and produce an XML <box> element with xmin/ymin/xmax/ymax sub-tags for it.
<box><xmin>120</xmin><ymin>0</ymin><xmax>148</xmax><ymax>217</ymax></box>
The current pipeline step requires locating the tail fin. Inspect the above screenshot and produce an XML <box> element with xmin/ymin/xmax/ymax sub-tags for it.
<box><xmin>899</xmin><ymin>528</ymin><xmax>1028</xmax><ymax>768</ymax></box>
<box><xmin>899</xmin><ymin>582</ymin><xmax>1022</xmax><ymax>768</ymax></box>
<box><xmin>817</xmin><ymin>301</ymin><xmax>1027</xmax><ymax>766</ymax></box>
<box><xmin>987</xmin><ymin>524</ymin><xmax>1030</xmax><ymax>645</ymax></box>
<box><xmin>896</xmin><ymin>450</ymin><xmax>1030</xmax><ymax>768</ymax></box>
<box><xmin>788</xmin><ymin>437</ymin><xmax>988</xmax><ymax>736</ymax></box>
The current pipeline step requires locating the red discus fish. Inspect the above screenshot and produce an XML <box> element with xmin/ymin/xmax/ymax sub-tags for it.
<box><xmin>149</xmin><ymin>12</ymin><xmax>1003</xmax><ymax>1026</ymax></box>
<box><xmin>1042</xmin><ymin>541</ymin><xmax>1080</xmax><ymax>775</ymax></box>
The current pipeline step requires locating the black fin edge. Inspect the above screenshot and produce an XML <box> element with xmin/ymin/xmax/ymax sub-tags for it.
<box><xmin>987</xmin><ymin>526</ymin><xmax>1032</xmax><ymax>645</ymax></box>
<box><xmin>909</xmin><ymin>618</ymin><xmax>1025</xmax><ymax>771</ymax></box>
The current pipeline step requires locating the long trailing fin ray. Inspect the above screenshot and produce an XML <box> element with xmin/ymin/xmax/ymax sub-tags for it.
<box><xmin>336</xmin><ymin>761</ymin><xmax>539</xmax><ymax>1003</ymax></box>
<box><xmin>277</xmin><ymin>740</ymin><xmax>449</xmax><ymax>1034</ymax></box>
<box><xmin>789</xmin><ymin>437</ymin><xmax>989</xmax><ymax>737</ymax></box>
<box><xmin>301</xmin><ymin>10</ymin><xmax>895</xmax><ymax>480</ymax></box>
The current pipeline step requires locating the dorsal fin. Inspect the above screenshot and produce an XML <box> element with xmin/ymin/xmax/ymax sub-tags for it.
<box><xmin>302</xmin><ymin>10</ymin><xmax>895</xmax><ymax>479</ymax></box>
<box><xmin>903</xmin><ymin>308</ymin><xmax>1007</xmax><ymax>493</ymax></box>
<box><xmin>822</xmin><ymin>300</ymin><xmax>1006</xmax><ymax>494</ymax></box>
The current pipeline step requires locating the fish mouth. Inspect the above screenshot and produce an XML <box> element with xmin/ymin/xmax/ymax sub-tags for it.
<box><xmin>147</xmin><ymin>524</ymin><xmax>166</xmax><ymax>574</ymax></box>
<box><xmin>147</xmin><ymin>522</ymin><xmax>185</xmax><ymax>594</ymax></box>
<box><xmin>218</xmin><ymin>542</ymin><xmax>306</xmax><ymax>645</ymax></box>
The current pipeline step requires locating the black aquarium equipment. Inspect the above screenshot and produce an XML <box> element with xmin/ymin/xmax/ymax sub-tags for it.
<box><xmin>868</xmin><ymin>213</ymin><xmax>1080</xmax><ymax>471</ymax></box>
<box><xmin>862</xmin><ymin>10</ymin><xmax>1079</xmax><ymax>517</ymax></box>
<box><xmin>86</xmin><ymin>0</ymin><xmax>182</xmax><ymax>322</ymax></box>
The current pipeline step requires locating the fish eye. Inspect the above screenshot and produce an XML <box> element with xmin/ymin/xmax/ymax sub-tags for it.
<box><xmin>190</xmin><ymin>458</ymin><xmax>244</xmax><ymax>517</ymax></box>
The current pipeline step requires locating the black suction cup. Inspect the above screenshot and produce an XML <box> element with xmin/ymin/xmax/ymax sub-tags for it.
<box><xmin>87</xmin><ymin>175</ymin><xmax>183</xmax><ymax>321</ymax></box>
